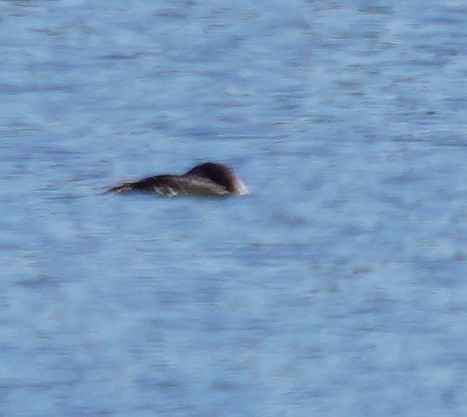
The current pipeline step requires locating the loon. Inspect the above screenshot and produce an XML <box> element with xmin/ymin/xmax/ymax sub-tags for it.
<box><xmin>105</xmin><ymin>162</ymin><xmax>249</xmax><ymax>197</ymax></box>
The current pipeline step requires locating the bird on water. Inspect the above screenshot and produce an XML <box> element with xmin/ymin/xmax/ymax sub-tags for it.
<box><xmin>105</xmin><ymin>162</ymin><xmax>248</xmax><ymax>197</ymax></box>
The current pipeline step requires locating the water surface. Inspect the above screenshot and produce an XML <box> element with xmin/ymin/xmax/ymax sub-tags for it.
<box><xmin>1</xmin><ymin>1</ymin><xmax>466</xmax><ymax>416</ymax></box>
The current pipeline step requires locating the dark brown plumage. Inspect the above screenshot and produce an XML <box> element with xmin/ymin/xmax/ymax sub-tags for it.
<box><xmin>105</xmin><ymin>162</ymin><xmax>248</xmax><ymax>197</ymax></box>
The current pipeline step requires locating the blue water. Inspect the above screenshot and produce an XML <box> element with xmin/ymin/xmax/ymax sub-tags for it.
<box><xmin>1</xmin><ymin>1</ymin><xmax>467</xmax><ymax>416</ymax></box>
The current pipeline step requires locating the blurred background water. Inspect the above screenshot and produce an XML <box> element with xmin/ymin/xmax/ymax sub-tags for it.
<box><xmin>1</xmin><ymin>0</ymin><xmax>467</xmax><ymax>416</ymax></box>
